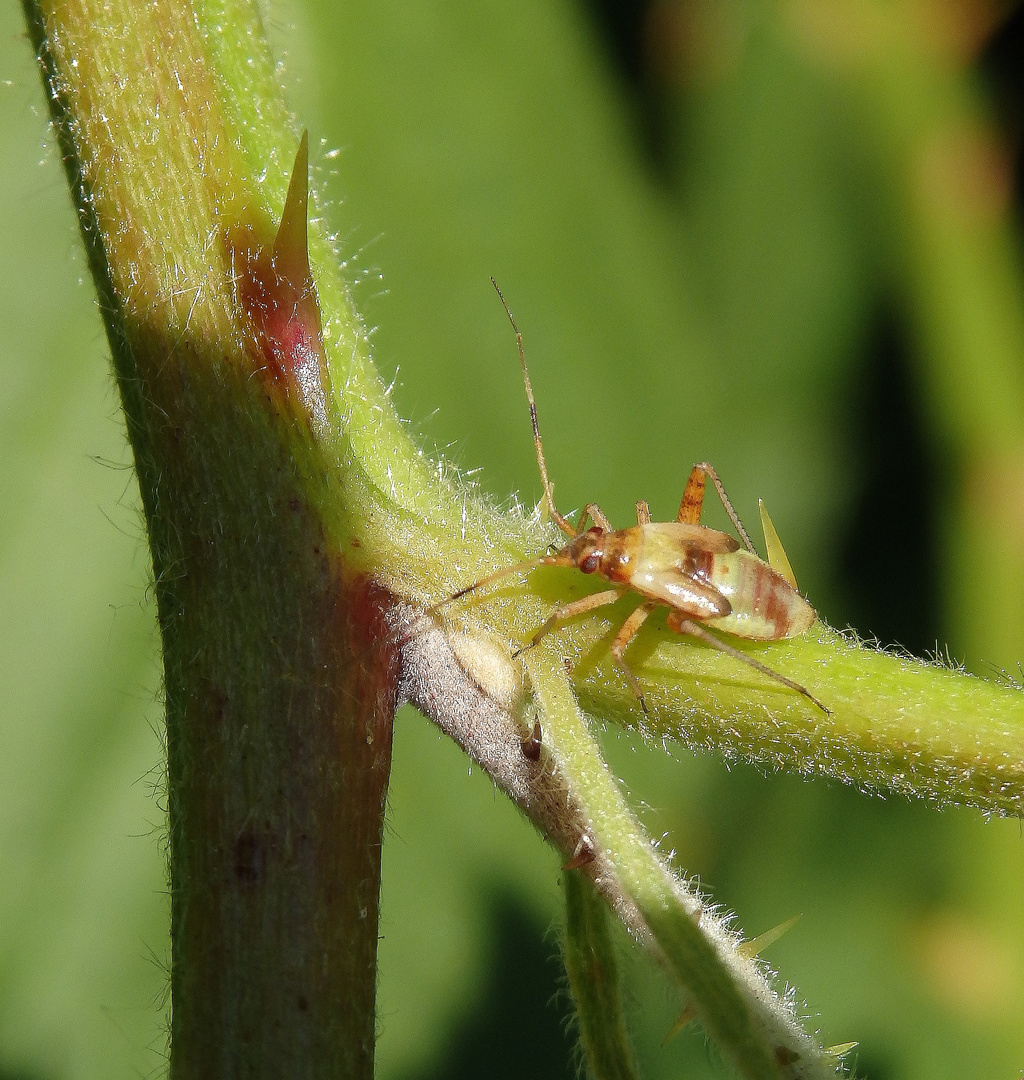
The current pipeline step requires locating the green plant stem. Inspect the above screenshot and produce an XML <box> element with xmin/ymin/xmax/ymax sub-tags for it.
<box><xmin>528</xmin><ymin>653</ymin><xmax>840</xmax><ymax>1080</ymax></box>
<box><xmin>563</xmin><ymin>871</ymin><xmax>640</xmax><ymax>1080</ymax></box>
<box><xmin>577</xmin><ymin>622</ymin><xmax>1024</xmax><ymax>815</ymax></box>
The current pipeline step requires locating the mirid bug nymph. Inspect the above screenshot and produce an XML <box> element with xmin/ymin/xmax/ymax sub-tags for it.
<box><xmin>435</xmin><ymin>280</ymin><xmax>827</xmax><ymax>715</ymax></box>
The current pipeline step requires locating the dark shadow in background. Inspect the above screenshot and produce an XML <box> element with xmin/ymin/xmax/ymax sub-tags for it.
<box><xmin>835</xmin><ymin>6</ymin><xmax>1024</xmax><ymax>657</ymax></box>
<box><xmin>983</xmin><ymin>3</ymin><xmax>1024</xmax><ymax>215</ymax></box>
<box><xmin>583</xmin><ymin>0</ymin><xmax>673</xmax><ymax>173</ymax></box>
<box><xmin>834</xmin><ymin>309</ymin><xmax>940</xmax><ymax>657</ymax></box>
<box><xmin>398</xmin><ymin>895</ymin><xmax>575</xmax><ymax>1080</ymax></box>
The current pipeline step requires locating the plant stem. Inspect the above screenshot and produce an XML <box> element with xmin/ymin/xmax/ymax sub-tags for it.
<box><xmin>24</xmin><ymin>1</ymin><xmax>398</xmax><ymax>1074</ymax></box>
<box><xmin>577</xmin><ymin>622</ymin><xmax>1024</xmax><ymax>816</ymax></box>
<box><xmin>563</xmin><ymin>870</ymin><xmax>639</xmax><ymax>1080</ymax></box>
<box><xmin>527</xmin><ymin>653</ymin><xmax>840</xmax><ymax>1080</ymax></box>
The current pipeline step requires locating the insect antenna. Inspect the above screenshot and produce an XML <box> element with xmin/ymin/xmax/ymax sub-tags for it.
<box><xmin>695</xmin><ymin>461</ymin><xmax>757</xmax><ymax>555</ymax></box>
<box><xmin>428</xmin><ymin>555</ymin><xmax>559</xmax><ymax>614</ymax></box>
<box><xmin>491</xmin><ymin>278</ymin><xmax>576</xmax><ymax>539</ymax></box>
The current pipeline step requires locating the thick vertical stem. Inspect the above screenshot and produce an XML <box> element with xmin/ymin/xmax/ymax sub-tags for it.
<box><xmin>154</xmin><ymin>389</ymin><xmax>397</xmax><ymax>1078</ymax></box>
<box><xmin>161</xmin><ymin>423</ymin><xmax>398</xmax><ymax>1077</ymax></box>
<box><xmin>24</xmin><ymin>1</ymin><xmax>396</xmax><ymax>1075</ymax></box>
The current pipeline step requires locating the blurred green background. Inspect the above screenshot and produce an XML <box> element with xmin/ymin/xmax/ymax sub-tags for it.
<box><xmin>4</xmin><ymin>0</ymin><xmax>1024</xmax><ymax>1077</ymax></box>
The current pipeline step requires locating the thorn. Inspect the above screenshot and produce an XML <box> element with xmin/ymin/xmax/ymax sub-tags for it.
<box><xmin>562</xmin><ymin>833</ymin><xmax>596</xmax><ymax>871</ymax></box>
<box><xmin>737</xmin><ymin>914</ymin><xmax>801</xmax><ymax>960</ymax></box>
<box><xmin>234</xmin><ymin>130</ymin><xmax>330</xmax><ymax>432</ymax></box>
<box><xmin>661</xmin><ymin>1005</ymin><xmax>695</xmax><ymax>1046</ymax></box>
<box><xmin>273</xmin><ymin>130</ymin><xmax>310</xmax><ymax>285</ymax></box>
<box><xmin>521</xmin><ymin>718</ymin><xmax>542</xmax><ymax>761</ymax></box>
<box><xmin>758</xmin><ymin>499</ymin><xmax>798</xmax><ymax>588</ymax></box>
<box><xmin>823</xmin><ymin>1042</ymin><xmax>859</xmax><ymax>1058</ymax></box>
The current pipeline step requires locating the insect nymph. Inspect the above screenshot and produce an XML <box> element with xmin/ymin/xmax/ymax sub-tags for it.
<box><xmin>438</xmin><ymin>280</ymin><xmax>827</xmax><ymax>715</ymax></box>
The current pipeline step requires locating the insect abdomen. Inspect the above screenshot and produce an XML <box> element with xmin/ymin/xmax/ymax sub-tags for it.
<box><xmin>707</xmin><ymin>551</ymin><xmax>815</xmax><ymax>640</ymax></box>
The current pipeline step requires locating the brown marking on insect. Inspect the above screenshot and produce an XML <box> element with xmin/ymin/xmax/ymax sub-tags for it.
<box><xmin>521</xmin><ymin>717</ymin><xmax>543</xmax><ymax>761</ymax></box>
<box><xmin>431</xmin><ymin>281</ymin><xmax>827</xmax><ymax>715</ymax></box>
<box><xmin>227</xmin><ymin>132</ymin><xmax>330</xmax><ymax>433</ymax></box>
<box><xmin>680</xmin><ymin>544</ymin><xmax>715</xmax><ymax>589</ymax></box>
<box><xmin>596</xmin><ymin>529</ymin><xmax>642</xmax><ymax>584</ymax></box>
<box><xmin>563</xmin><ymin>832</ymin><xmax>596</xmax><ymax>871</ymax></box>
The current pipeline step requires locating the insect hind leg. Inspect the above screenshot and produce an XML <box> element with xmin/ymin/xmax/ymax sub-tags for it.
<box><xmin>668</xmin><ymin>613</ymin><xmax>829</xmax><ymax>714</ymax></box>
<box><xmin>680</xmin><ymin>463</ymin><xmax>757</xmax><ymax>555</ymax></box>
<box><xmin>677</xmin><ymin>467</ymin><xmax>706</xmax><ymax>525</ymax></box>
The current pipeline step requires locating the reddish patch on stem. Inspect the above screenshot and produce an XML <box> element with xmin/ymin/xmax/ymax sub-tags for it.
<box><xmin>334</xmin><ymin>570</ymin><xmax>402</xmax><ymax>762</ymax></box>
<box><xmin>230</xmin><ymin>132</ymin><xmax>331</xmax><ymax>432</ymax></box>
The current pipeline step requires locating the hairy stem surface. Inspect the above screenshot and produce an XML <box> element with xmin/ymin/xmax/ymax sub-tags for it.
<box><xmin>24</xmin><ymin>1</ymin><xmax>397</xmax><ymax>1074</ymax></box>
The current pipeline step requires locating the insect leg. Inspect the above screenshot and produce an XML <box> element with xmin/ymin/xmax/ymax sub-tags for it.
<box><xmin>677</xmin><ymin>466</ymin><xmax>706</xmax><ymax>525</ymax></box>
<box><xmin>429</xmin><ymin>555</ymin><xmax>556</xmax><ymax>612</ymax></box>
<box><xmin>575</xmin><ymin>502</ymin><xmax>614</xmax><ymax>533</ymax></box>
<box><xmin>635</xmin><ymin>500</ymin><xmax>651</xmax><ymax>525</ymax></box>
<box><xmin>514</xmin><ymin>588</ymin><xmax>623</xmax><ymax>658</ymax></box>
<box><xmin>491</xmin><ymin>278</ymin><xmax>576</xmax><ymax>538</ymax></box>
<box><xmin>693</xmin><ymin>462</ymin><xmax>757</xmax><ymax>555</ymax></box>
<box><xmin>609</xmin><ymin>600</ymin><xmax>657</xmax><ymax>712</ymax></box>
<box><xmin>668</xmin><ymin>614</ymin><xmax>829</xmax><ymax>714</ymax></box>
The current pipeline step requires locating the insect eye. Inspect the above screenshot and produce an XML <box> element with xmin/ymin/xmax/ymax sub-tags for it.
<box><xmin>580</xmin><ymin>553</ymin><xmax>601</xmax><ymax>574</ymax></box>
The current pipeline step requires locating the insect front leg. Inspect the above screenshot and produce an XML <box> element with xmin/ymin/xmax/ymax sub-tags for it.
<box><xmin>666</xmin><ymin>612</ymin><xmax>828</xmax><ymax>714</ymax></box>
<box><xmin>514</xmin><ymin>588</ymin><xmax>623</xmax><ymax>658</ymax></box>
<box><xmin>609</xmin><ymin>600</ymin><xmax>657</xmax><ymax>712</ymax></box>
<box><xmin>574</xmin><ymin>502</ymin><xmax>613</xmax><ymax>534</ymax></box>
<box><xmin>635</xmin><ymin>500</ymin><xmax>651</xmax><ymax>525</ymax></box>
